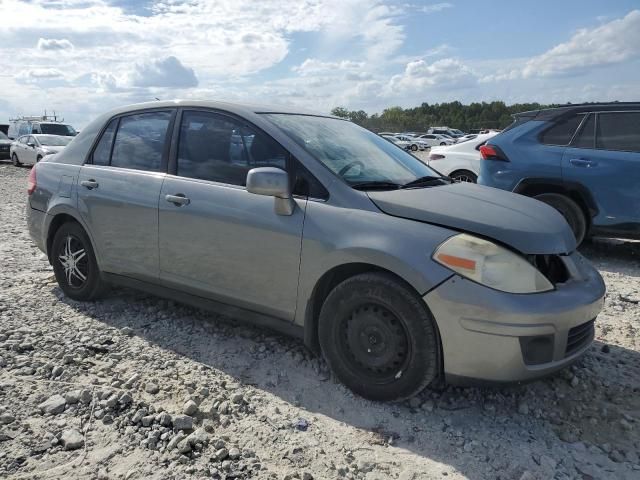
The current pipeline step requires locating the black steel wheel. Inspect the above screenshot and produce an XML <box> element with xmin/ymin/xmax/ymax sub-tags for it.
<box><xmin>319</xmin><ymin>272</ymin><xmax>440</xmax><ymax>401</ymax></box>
<box><xmin>11</xmin><ymin>153</ymin><xmax>21</xmax><ymax>167</ymax></box>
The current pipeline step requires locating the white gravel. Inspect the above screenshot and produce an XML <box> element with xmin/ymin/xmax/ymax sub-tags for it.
<box><xmin>0</xmin><ymin>162</ymin><xmax>638</xmax><ymax>479</ymax></box>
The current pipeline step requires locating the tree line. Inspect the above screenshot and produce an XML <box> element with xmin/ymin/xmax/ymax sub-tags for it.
<box><xmin>330</xmin><ymin>101</ymin><xmax>556</xmax><ymax>133</ymax></box>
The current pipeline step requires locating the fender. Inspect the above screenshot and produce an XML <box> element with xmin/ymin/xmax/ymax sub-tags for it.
<box><xmin>512</xmin><ymin>177</ymin><xmax>599</xmax><ymax>218</ymax></box>
<box><xmin>44</xmin><ymin>203</ymin><xmax>104</xmax><ymax>269</ymax></box>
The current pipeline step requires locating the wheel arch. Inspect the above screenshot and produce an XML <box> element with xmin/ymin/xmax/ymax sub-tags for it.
<box><xmin>303</xmin><ymin>262</ymin><xmax>441</xmax><ymax>355</ymax></box>
<box><xmin>513</xmin><ymin>178</ymin><xmax>598</xmax><ymax>221</ymax></box>
<box><xmin>45</xmin><ymin>210</ymin><xmax>100</xmax><ymax>267</ymax></box>
<box><xmin>449</xmin><ymin>169</ymin><xmax>478</xmax><ymax>182</ymax></box>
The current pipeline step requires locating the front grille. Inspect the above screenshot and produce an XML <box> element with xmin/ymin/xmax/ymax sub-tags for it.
<box><xmin>565</xmin><ymin>319</ymin><xmax>595</xmax><ymax>357</ymax></box>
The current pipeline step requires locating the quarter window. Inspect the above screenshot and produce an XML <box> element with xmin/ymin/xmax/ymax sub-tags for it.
<box><xmin>110</xmin><ymin>111</ymin><xmax>172</xmax><ymax>171</ymax></box>
<box><xmin>540</xmin><ymin>114</ymin><xmax>584</xmax><ymax>146</ymax></box>
<box><xmin>177</xmin><ymin>111</ymin><xmax>287</xmax><ymax>186</ymax></box>
<box><xmin>91</xmin><ymin>118</ymin><xmax>118</xmax><ymax>166</ymax></box>
<box><xmin>596</xmin><ymin>112</ymin><xmax>640</xmax><ymax>152</ymax></box>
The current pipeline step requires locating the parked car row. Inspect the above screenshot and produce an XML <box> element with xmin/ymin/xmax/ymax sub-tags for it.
<box><xmin>25</xmin><ymin>99</ymin><xmax>607</xmax><ymax>402</ymax></box>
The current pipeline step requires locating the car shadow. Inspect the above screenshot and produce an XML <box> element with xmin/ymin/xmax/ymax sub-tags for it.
<box><xmin>580</xmin><ymin>237</ymin><xmax>640</xmax><ymax>278</ymax></box>
<box><xmin>55</xmin><ymin>274</ymin><xmax>640</xmax><ymax>479</ymax></box>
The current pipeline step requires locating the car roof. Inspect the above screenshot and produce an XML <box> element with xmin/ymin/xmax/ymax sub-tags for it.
<box><xmin>102</xmin><ymin>99</ymin><xmax>338</xmax><ymax>119</ymax></box>
<box><xmin>515</xmin><ymin>102</ymin><xmax>640</xmax><ymax>121</ymax></box>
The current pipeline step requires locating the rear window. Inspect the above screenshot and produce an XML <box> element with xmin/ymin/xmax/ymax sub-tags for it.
<box><xmin>571</xmin><ymin>114</ymin><xmax>595</xmax><ymax>149</ymax></box>
<box><xmin>596</xmin><ymin>112</ymin><xmax>640</xmax><ymax>152</ymax></box>
<box><xmin>539</xmin><ymin>114</ymin><xmax>584</xmax><ymax>146</ymax></box>
<box><xmin>110</xmin><ymin>111</ymin><xmax>172</xmax><ymax>171</ymax></box>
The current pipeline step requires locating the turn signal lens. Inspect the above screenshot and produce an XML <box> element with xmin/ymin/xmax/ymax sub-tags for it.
<box><xmin>27</xmin><ymin>166</ymin><xmax>37</xmax><ymax>195</ymax></box>
<box><xmin>433</xmin><ymin>234</ymin><xmax>553</xmax><ymax>294</ymax></box>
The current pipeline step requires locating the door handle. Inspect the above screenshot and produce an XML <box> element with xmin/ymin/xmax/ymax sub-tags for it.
<box><xmin>80</xmin><ymin>179</ymin><xmax>99</xmax><ymax>189</ymax></box>
<box><xmin>165</xmin><ymin>194</ymin><xmax>190</xmax><ymax>206</ymax></box>
<box><xmin>569</xmin><ymin>158</ymin><xmax>597</xmax><ymax>167</ymax></box>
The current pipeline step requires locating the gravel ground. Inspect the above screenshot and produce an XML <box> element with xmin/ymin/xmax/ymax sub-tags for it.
<box><xmin>0</xmin><ymin>162</ymin><xmax>638</xmax><ymax>480</ymax></box>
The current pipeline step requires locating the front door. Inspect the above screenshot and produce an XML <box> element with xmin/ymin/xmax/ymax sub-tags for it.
<box><xmin>158</xmin><ymin>110</ymin><xmax>305</xmax><ymax>320</ymax></box>
<box><xmin>562</xmin><ymin>111</ymin><xmax>640</xmax><ymax>232</ymax></box>
<box><xmin>77</xmin><ymin>110</ymin><xmax>174</xmax><ymax>279</ymax></box>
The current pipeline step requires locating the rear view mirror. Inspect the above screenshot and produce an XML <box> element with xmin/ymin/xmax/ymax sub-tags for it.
<box><xmin>246</xmin><ymin>167</ymin><xmax>295</xmax><ymax>216</ymax></box>
<box><xmin>27</xmin><ymin>143</ymin><xmax>35</xmax><ymax>148</ymax></box>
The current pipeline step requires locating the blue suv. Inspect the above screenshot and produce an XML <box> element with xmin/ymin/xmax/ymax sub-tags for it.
<box><xmin>479</xmin><ymin>103</ymin><xmax>640</xmax><ymax>244</ymax></box>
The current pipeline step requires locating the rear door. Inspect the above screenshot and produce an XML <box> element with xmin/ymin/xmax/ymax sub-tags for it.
<box><xmin>158</xmin><ymin>109</ymin><xmax>306</xmax><ymax>320</ymax></box>
<box><xmin>77</xmin><ymin>109</ymin><xmax>175</xmax><ymax>279</ymax></box>
<box><xmin>562</xmin><ymin>111</ymin><xmax>640</xmax><ymax>230</ymax></box>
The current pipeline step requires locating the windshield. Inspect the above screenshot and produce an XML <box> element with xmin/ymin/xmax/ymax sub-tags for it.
<box><xmin>0</xmin><ymin>131</ymin><xmax>8</xmax><ymax>140</ymax></box>
<box><xmin>264</xmin><ymin>114</ymin><xmax>441</xmax><ymax>187</ymax></box>
<box><xmin>36</xmin><ymin>135</ymin><xmax>73</xmax><ymax>146</ymax></box>
<box><xmin>40</xmin><ymin>123</ymin><xmax>77</xmax><ymax>136</ymax></box>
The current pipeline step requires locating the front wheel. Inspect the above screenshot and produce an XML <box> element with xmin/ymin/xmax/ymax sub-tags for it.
<box><xmin>410</xmin><ymin>144</ymin><xmax>418</xmax><ymax>152</ymax></box>
<box><xmin>11</xmin><ymin>153</ymin><xmax>21</xmax><ymax>167</ymax></box>
<box><xmin>319</xmin><ymin>273</ymin><xmax>440</xmax><ymax>401</ymax></box>
<box><xmin>51</xmin><ymin>222</ymin><xmax>107</xmax><ymax>301</ymax></box>
<box><xmin>440</xmin><ymin>142</ymin><xmax>446</xmax><ymax>146</ymax></box>
<box><xmin>534</xmin><ymin>193</ymin><xmax>587</xmax><ymax>245</ymax></box>
<box><xmin>36</xmin><ymin>155</ymin><xmax>43</xmax><ymax>163</ymax></box>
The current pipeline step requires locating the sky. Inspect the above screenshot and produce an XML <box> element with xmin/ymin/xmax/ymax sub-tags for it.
<box><xmin>0</xmin><ymin>0</ymin><xmax>639</xmax><ymax>128</ymax></box>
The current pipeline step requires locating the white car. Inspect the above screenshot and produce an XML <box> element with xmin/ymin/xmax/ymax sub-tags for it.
<box><xmin>10</xmin><ymin>134</ymin><xmax>72</xmax><ymax>166</ymax></box>
<box><xmin>416</xmin><ymin>133</ymin><xmax>455</xmax><ymax>147</ymax></box>
<box><xmin>426</xmin><ymin>132</ymin><xmax>498</xmax><ymax>183</ymax></box>
<box><xmin>395</xmin><ymin>135</ymin><xmax>430</xmax><ymax>151</ymax></box>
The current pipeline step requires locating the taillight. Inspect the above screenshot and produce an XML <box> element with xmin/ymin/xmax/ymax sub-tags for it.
<box><xmin>27</xmin><ymin>166</ymin><xmax>37</xmax><ymax>195</ymax></box>
<box><xmin>479</xmin><ymin>144</ymin><xmax>509</xmax><ymax>161</ymax></box>
<box><xmin>429</xmin><ymin>154</ymin><xmax>445</xmax><ymax>161</ymax></box>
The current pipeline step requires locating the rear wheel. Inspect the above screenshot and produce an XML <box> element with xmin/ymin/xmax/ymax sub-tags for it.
<box><xmin>51</xmin><ymin>222</ymin><xmax>106</xmax><ymax>301</ymax></box>
<box><xmin>450</xmin><ymin>170</ymin><xmax>477</xmax><ymax>183</ymax></box>
<box><xmin>11</xmin><ymin>153</ymin><xmax>21</xmax><ymax>167</ymax></box>
<box><xmin>534</xmin><ymin>193</ymin><xmax>587</xmax><ymax>245</ymax></box>
<box><xmin>319</xmin><ymin>273</ymin><xmax>440</xmax><ymax>401</ymax></box>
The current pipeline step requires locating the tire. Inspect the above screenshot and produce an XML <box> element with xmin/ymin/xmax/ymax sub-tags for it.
<box><xmin>36</xmin><ymin>155</ymin><xmax>42</xmax><ymax>163</ymax></box>
<box><xmin>450</xmin><ymin>170</ymin><xmax>477</xmax><ymax>183</ymax></box>
<box><xmin>534</xmin><ymin>193</ymin><xmax>587</xmax><ymax>245</ymax></box>
<box><xmin>440</xmin><ymin>142</ymin><xmax>446</xmax><ymax>146</ymax></box>
<box><xmin>410</xmin><ymin>144</ymin><xmax>418</xmax><ymax>152</ymax></box>
<box><xmin>318</xmin><ymin>272</ymin><xmax>440</xmax><ymax>401</ymax></box>
<box><xmin>11</xmin><ymin>153</ymin><xmax>21</xmax><ymax>167</ymax></box>
<box><xmin>51</xmin><ymin>222</ymin><xmax>107</xmax><ymax>301</ymax></box>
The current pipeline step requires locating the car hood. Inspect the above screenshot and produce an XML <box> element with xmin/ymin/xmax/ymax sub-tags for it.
<box><xmin>0</xmin><ymin>139</ymin><xmax>11</xmax><ymax>147</ymax></box>
<box><xmin>367</xmin><ymin>183</ymin><xmax>576</xmax><ymax>254</ymax></box>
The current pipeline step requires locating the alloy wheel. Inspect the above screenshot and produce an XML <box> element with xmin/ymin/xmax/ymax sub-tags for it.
<box><xmin>57</xmin><ymin>235</ymin><xmax>88</xmax><ymax>288</ymax></box>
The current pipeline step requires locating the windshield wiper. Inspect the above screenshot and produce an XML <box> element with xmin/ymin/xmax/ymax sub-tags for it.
<box><xmin>401</xmin><ymin>175</ymin><xmax>450</xmax><ymax>189</ymax></box>
<box><xmin>350</xmin><ymin>181</ymin><xmax>402</xmax><ymax>191</ymax></box>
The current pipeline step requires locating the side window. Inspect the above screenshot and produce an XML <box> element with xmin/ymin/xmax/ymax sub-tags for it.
<box><xmin>540</xmin><ymin>114</ymin><xmax>584</xmax><ymax>146</ymax></box>
<box><xmin>292</xmin><ymin>162</ymin><xmax>329</xmax><ymax>200</ymax></box>
<box><xmin>19</xmin><ymin>136</ymin><xmax>27</xmax><ymax>144</ymax></box>
<box><xmin>177</xmin><ymin>110</ymin><xmax>288</xmax><ymax>186</ymax></box>
<box><xmin>29</xmin><ymin>136</ymin><xmax>36</xmax><ymax>145</ymax></box>
<box><xmin>32</xmin><ymin>124</ymin><xmax>41</xmax><ymax>134</ymax></box>
<box><xmin>572</xmin><ymin>114</ymin><xmax>595</xmax><ymax>149</ymax></box>
<box><xmin>91</xmin><ymin>119</ymin><xmax>118</xmax><ymax>166</ymax></box>
<box><xmin>19</xmin><ymin>124</ymin><xmax>30</xmax><ymax>136</ymax></box>
<box><xmin>596</xmin><ymin>112</ymin><xmax>640</xmax><ymax>152</ymax></box>
<box><xmin>110</xmin><ymin>111</ymin><xmax>171</xmax><ymax>171</ymax></box>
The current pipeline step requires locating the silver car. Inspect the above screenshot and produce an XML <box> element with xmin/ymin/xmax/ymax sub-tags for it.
<box><xmin>26</xmin><ymin>100</ymin><xmax>605</xmax><ymax>401</ymax></box>
<box><xmin>11</xmin><ymin>134</ymin><xmax>72</xmax><ymax>166</ymax></box>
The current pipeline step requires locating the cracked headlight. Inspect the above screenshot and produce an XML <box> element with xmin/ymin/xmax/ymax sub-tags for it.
<box><xmin>433</xmin><ymin>233</ymin><xmax>553</xmax><ymax>294</ymax></box>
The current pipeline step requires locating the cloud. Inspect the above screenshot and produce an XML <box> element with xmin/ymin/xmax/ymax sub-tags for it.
<box><xmin>293</xmin><ymin>59</ymin><xmax>365</xmax><ymax>76</ymax></box>
<box><xmin>523</xmin><ymin>10</ymin><xmax>640</xmax><ymax>78</ymax></box>
<box><xmin>16</xmin><ymin>68</ymin><xmax>65</xmax><ymax>81</ymax></box>
<box><xmin>414</xmin><ymin>3</ymin><xmax>454</xmax><ymax>14</ymax></box>
<box><xmin>128</xmin><ymin>56</ymin><xmax>198</xmax><ymax>88</ymax></box>
<box><xmin>388</xmin><ymin>58</ymin><xmax>477</xmax><ymax>93</ymax></box>
<box><xmin>37</xmin><ymin>38</ymin><xmax>74</xmax><ymax>50</ymax></box>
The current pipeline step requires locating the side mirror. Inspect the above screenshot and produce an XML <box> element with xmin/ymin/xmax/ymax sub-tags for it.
<box><xmin>246</xmin><ymin>167</ymin><xmax>295</xmax><ymax>216</ymax></box>
<box><xmin>27</xmin><ymin>143</ymin><xmax>35</xmax><ymax>148</ymax></box>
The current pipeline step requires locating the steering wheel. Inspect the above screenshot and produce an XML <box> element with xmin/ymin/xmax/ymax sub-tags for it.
<box><xmin>338</xmin><ymin>160</ymin><xmax>365</xmax><ymax>177</ymax></box>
